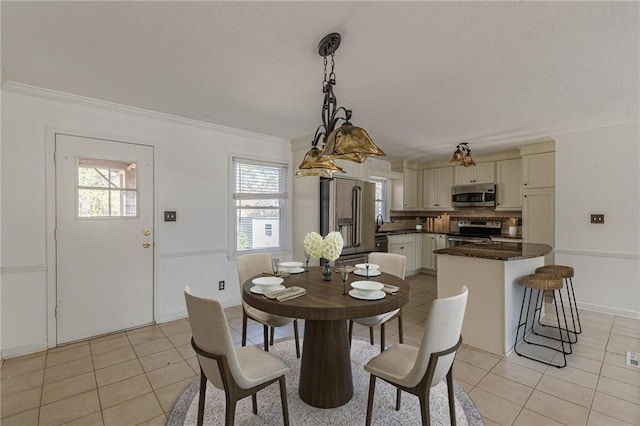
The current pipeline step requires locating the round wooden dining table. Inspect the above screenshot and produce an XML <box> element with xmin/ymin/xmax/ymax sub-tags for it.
<box><xmin>242</xmin><ymin>266</ymin><xmax>410</xmax><ymax>408</ymax></box>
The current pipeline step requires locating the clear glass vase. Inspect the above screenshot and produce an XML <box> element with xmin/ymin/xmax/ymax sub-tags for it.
<box><xmin>322</xmin><ymin>260</ymin><xmax>332</xmax><ymax>281</ymax></box>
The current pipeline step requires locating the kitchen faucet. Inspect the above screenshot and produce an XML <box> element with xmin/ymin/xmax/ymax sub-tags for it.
<box><xmin>375</xmin><ymin>214</ymin><xmax>384</xmax><ymax>232</ymax></box>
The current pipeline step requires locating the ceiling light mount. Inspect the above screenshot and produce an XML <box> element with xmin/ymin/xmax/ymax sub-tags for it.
<box><xmin>296</xmin><ymin>32</ymin><xmax>385</xmax><ymax>178</ymax></box>
<box><xmin>449</xmin><ymin>142</ymin><xmax>476</xmax><ymax>167</ymax></box>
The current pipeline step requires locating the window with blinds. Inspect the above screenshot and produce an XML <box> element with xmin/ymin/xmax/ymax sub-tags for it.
<box><xmin>372</xmin><ymin>178</ymin><xmax>387</xmax><ymax>221</ymax></box>
<box><xmin>232</xmin><ymin>157</ymin><xmax>288</xmax><ymax>254</ymax></box>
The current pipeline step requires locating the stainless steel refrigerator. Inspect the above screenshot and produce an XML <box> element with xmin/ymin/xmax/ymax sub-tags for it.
<box><xmin>320</xmin><ymin>177</ymin><xmax>375</xmax><ymax>263</ymax></box>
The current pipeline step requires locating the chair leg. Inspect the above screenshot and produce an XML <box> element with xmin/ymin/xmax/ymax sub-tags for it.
<box><xmin>348</xmin><ymin>320</ymin><xmax>354</xmax><ymax>345</ymax></box>
<box><xmin>251</xmin><ymin>393</ymin><xmax>257</xmax><ymax>415</ymax></box>
<box><xmin>365</xmin><ymin>375</ymin><xmax>376</xmax><ymax>426</ymax></box>
<box><xmin>270</xmin><ymin>327</ymin><xmax>275</xmax><ymax>346</ymax></box>
<box><xmin>293</xmin><ymin>320</ymin><xmax>300</xmax><ymax>358</ymax></box>
<box><xmin>279</xmin><ymin>376</ymin><xmax>290</xmax><ymax>426</ymax></box>
<box><xmin>225</xmin><ymin>397</ymin><xmax>237</xmax><ymax>426</ymax></box>
<box><xmin>263</xmin><ymin>324</ymin><xmax>269</xmax><ymax>352</ymax></box>
<box><xmin>197</xmin><ymin>371</ymin><xmax>207</xmax><ymax>426</ymax></box>
<box><xmin>447</xmin><ymin>367</ymin><xmax>456</xmax><ymax>426</ymax></box>
<box><xmin>398</xmin><ymin>313</ymin><xmax>404</xmax><ymax>344</ymax></box>
<box><xmin>369</xmin><ymin>327</ymin><xmax>375</xmax><ymax>345</ymax></box>
<box><xmin>380</xmin><ymin>323</ymin><xmax>386</xmax><ymax>352</ymax></box>
<box><xmin>395</xmin><ymin>388</ymin><xmax>401</xmax><ymax>411</ymax></box>
<box><xmin>242</xmin><ymin>312</ymin><xmax>248</xmax><ymax>347</ymax></box>
<box><xmin>419</xmin><ymin>389</ymin><xmax>431</xmax><ymax>426</ymax></box>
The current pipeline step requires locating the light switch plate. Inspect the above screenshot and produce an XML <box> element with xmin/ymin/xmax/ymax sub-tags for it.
<box><xmin>590</xmin><ymin>214</ymin><xmax>604</xmax><ymax>224</ymax></box>
<box><xmin>164</xmin><ymin>211</ymin><xmax>177</xmax><ymax>222</ymax></box>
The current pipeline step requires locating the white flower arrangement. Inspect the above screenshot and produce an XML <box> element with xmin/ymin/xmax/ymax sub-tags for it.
<box><xmin>322</xmin><ymin>232</ymin><xmax>344</xmax><ymax>262</ymax></box>
<box><xmin>303</xmin><ymin>232</ymin><xmax>324</xmax><ymax>259</ymax></box>
<box><xmin>303</xmin><ymin>231</ymin><xmax>344</xmax><ymax>261</ymax></box>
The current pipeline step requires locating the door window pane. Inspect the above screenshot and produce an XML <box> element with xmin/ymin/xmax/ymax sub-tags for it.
<box><xmin>77</xmin><ymin>158</ymin><xmax>138</xmax><ymax>218</ymax></box>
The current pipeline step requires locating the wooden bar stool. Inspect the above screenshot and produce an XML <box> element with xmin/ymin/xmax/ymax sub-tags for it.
<box><xmin>515</xmin><ymin>273</ymin><xmax>572</xmax><ymax>368</ymax></box>
<box><xmin>536</xmin><ymin>265</ymin><xmax>581</xmax><ymax>339</ymax></box>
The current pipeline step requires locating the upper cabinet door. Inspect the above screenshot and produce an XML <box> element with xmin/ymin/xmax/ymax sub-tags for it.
<box><xmin>453</xmin><ymin>162</ymin><xmax>494</xmax><ymax>185</ymax></box>
<box><xmin>453</xmin><ymin>166</ymin><xmax>474</xmax><ymax>186</ymax></box>
<box><xmin>523</xmin><ymin>152</ymin><xmax>555</xmax><ymax>188</ymax></box>
<box><xmin>403</xmin><ymin>168</ymin><xmax>418</xmax><ymax>209</ymax></box>
<box><xmin>496</xmin><ymin>158</ymin><xmax>522</xmax><ymax>210</ymax></box>
<box><xmin>436</xmin><ymin>167</ymin><xmax>453</xmax><ymax>208</ymax></box>
<box><xmin>422</xmin><ymin>168</ymin><xmax>438</xmax><ymax>208</ymax></box>
<box><xmin>474</xmin><ymin>162</ymin><xmax>495</xmax><ymax>184</ymax></box>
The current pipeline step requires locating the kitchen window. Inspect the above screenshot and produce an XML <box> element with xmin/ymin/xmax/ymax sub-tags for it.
<box><xmin>231</xmin><ymin>157</ymin><xmax>288</xmax><ymax>255</ymax></box>
<box><xmin>372</xmin><ymin>178</ymin><xmax>387</xmax><ymax>220</ymax></box>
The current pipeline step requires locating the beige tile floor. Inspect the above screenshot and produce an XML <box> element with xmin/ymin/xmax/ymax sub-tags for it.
<box><xmin>1</xmin><ymin>274</ymin><xmax>639</xmax><ymax>425</ymax></box>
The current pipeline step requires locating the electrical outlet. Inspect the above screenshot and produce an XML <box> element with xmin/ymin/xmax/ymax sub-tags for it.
<box><xmin>218</xmin><ymin>280</ymin><xmax>225</xmax><ymax>291</ymax></box>
<box><xmin>590</xmin><ymin>214</ymin><xmax>605</xmax><ymax>224</ymax></box>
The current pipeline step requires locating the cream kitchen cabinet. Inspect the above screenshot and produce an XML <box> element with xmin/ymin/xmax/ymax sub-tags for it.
<box><xmin>523</xmin><ymin>187</ymin><xmax>555</xmax><ymax>264</ymax></box>
<box><xmin>421</xmin><ymin>167</ymin><xmax>453</xmax><ymax>210</ymax></box>
<box><xmin>402</xmin><ymin>168</ymin><xmax>418</xmax><ymax>209</ymax></box>
<box><xmin>388</xmin><ymin>234</ymin><xmax>416</xmax><ymax>273</ymax></box>
<box><xmin>421</xmin><ymin>233</ymin><xmax>447</xmax><ymax>271</ymax></box>
<box><xmin>523</xmin><ymin>152</ymin><xmax>555</xmax><ymax>189</ymax></box>
<box><xmin>391</xmin><ymin>168</ymin><xmax>418</xmax><ymax>210</ymax></box>
<box><xmin>495</xmin><ymin>158</ymin><xmax>522</xmax><ymax>210</ymax></box>
<box><xmin>334</xmin><ymin>158</ymin><xmax>369</xmax><ymax>181</ymax></box>
<box><xmin>453</xmin><ymin>162</ymin><xmax>495</xmax><ymax>186</ymax></box>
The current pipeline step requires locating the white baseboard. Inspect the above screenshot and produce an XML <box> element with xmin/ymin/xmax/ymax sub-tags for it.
<box><xmin>2</xmin><ymin>342</ymin><xmax>49</xmax><ymax>359</ymax></box>
<box><xmin>577</xmin><ymin>302</ymin><xmax>640</xmax><ymax>319</ymax></box>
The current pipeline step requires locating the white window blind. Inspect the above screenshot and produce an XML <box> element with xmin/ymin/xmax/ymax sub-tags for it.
<box><xmin>232</xmin><ymin>157</ymin><xmax>288</xmax><ymax>254</ymax></box>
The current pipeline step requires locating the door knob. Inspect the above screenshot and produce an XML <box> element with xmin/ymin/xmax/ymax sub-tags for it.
<box><xmin>143</xmin><ymin>242</ymin><xmax>151</xmax><ymax>249</ymax></box>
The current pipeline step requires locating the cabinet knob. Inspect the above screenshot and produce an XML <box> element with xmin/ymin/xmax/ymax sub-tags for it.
<box><xmin>497</xmin><ymin>202</ymin><xmax>500</xmax><ymax>205</ymax></box>
<box><xmin>401</xmin><ymin>246</ymin><xmax>405</xmax><ymax>250</ymax></box>
<box><xmin>524</xmin><ymin>183</ymin><xmax>528</xmax><ymax>186</ymax></box>
<box><xmin>524</xmin><ymin>195</ymin><xmax>527</xmax><ymax>198</ymax></box>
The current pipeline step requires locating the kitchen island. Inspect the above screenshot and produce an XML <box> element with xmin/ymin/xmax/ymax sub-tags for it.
<box><xmin>434</xmin><ymin>242</ymin><xmax>552</xmax><ymax>356</ymax></box>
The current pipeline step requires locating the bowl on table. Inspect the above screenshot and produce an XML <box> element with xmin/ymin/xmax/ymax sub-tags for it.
<box><xmin>353</xmin><ymin>263</ymin><xmax>381</xmax><ymax>277</ymax></box>
<box><xmin>279</xmin><ymin>261</ymin><xmax>305</xmax><ymax>274</ymax></box>
<box><xmin>251</xmin><ymin>276</ymin><xmax>285</xmax><ymax>294</ymax></box>
<box><xmin>349</xmin><ymin>280</ymin><xmax>386</xmax><ymax>300</ymax></box>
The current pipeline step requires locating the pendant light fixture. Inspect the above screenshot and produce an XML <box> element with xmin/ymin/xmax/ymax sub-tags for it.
<box><xmin>449</xmin><ymin>142</ymin><xmax>476</xmax><ymax>167</ymax></box>
<box><xmin>296</xmin><ymin>33</ymin><xmax>385</xmax><ymax>178</ymax></box>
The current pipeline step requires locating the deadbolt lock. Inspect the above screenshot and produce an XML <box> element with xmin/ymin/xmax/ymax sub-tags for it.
<box><xmin>143</xmin><ymin>229</ymin><xmax>151</xmax><ymax>236</ymax></box>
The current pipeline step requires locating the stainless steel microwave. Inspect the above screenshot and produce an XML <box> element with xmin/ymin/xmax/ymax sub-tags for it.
<box><xmin>451</xmin><ymin>183</ymin><xmax>496</xmax><ymax>208</ymax></box>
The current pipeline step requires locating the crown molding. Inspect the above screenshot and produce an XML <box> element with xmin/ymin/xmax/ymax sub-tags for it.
<box><xmin>2</xmin><ymin>80</ymin><xmax>289</xmax><ymax>145</ymax></box>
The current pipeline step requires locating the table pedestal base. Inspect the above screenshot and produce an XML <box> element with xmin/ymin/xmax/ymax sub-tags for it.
<box><xmin>299</xmin><ymin>319</ymin><xmax>353</xmax><ymax>408</ymax></box>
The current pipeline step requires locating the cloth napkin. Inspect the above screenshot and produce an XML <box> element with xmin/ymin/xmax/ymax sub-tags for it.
<box><xmin>382</xmin><ymin>284</ymin><xmax>399</xmax><ymax>294</ymax></box>
<box><xmin>263</xmin><ymin>286</ymin><xmax>306</xmax><ymax>301</ymax></box>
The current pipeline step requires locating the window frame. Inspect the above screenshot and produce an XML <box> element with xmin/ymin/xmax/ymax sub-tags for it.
<box><xmin>75</xmin><ymin>157</ymin><xmax>139</xmax><ymax>219</ymax></box>
<box><xmin>230</xmin><ymin>156</ymin><xmax>288</xmax><ymax>257</ymax></box>
<box><xmin>371</xmin><ymin>177</ymin><xmax>389</xmax><ymax>222</ymax></box>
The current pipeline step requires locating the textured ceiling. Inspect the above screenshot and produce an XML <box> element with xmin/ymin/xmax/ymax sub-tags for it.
<box><xmin>2</xmin><ymin>2</ymin><xmax>638</xmax><ymax>161</ymax></box>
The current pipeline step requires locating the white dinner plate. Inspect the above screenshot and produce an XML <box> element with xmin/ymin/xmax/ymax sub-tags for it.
<box><xmin>250</xmin><ymin>284</ymin><xmax>285</xmax><ymax>295</ymax></box>
<box><xmin>252</xmin><ymin>276</ymin><xmax>284</xmax><ymax>286</ymax></box>
<box><xmin>280</xmin><ymin>261</ymin><xmax>303</xmax><ymax>268</ymax></box>
<box><xmin>349</xmin><ymin>289</ymin><xmax>386</xmax><ymax>300</ymax></box>
<box><xmin>283</xmin><ymin>267</ymin><xmax>305</xmax><ymax>274</ymax></box>
<box><xmin>354</xmin><ymin>269</ymin><xmax>381</xmax><ymax>277</ymax></box>
<box><xmin>354</xmin><ymin>263</ymin><xmax>380</xmax><ymax>271</ymax></box>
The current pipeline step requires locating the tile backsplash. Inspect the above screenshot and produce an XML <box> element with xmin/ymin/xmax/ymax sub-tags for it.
<box><xmin>380</xmin><ymin>208</ymin><xmax>522</xmax><ymax>234</ymax></box>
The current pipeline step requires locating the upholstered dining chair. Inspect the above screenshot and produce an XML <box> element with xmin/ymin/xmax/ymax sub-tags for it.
<box><xmin>364</xmin><ymin>286</ymin><xmax>469</xmax><ymax>426</ymax></box>
<box><xmin>184</xmin><ymin>287</ymin><xmax>290</xmax><ymax>426</ymax></box>
<box><xmin>236</xmin><ymin>253</ymin><xmax>300</xmax><ymax>358</ymax></box>
<box><xmin>349</xmin><ymin>252</ymin><xmax>406</xmax><ymax>351</ymax></box>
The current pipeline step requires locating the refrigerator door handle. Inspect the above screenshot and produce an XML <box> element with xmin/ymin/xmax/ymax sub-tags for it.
<box><xmin>352</xmin><ymin>185</ymin><xmax>361</xmax><ymax>248</ymax></box>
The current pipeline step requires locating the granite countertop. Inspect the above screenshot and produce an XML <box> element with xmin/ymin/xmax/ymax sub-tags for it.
<box><xmin>375</xmin><ymin>229</ymin><xmax>445</xmax><ymax>236</ymax></box>
<box><xmin>434</xmin><ymin>242</ymin><xmax>552</xmax><ymax>261</ymax></box>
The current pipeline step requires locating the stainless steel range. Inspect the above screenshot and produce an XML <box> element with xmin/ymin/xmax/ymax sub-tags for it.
<box><xmin>447</xmin><ymin>220</ymin><xmax>501</xmax><ymax>247</ymax></box>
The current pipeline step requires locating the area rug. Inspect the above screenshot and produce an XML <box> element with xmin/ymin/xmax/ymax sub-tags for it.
<box><xmin>167</xmin><ymin>339</ymin><xmax>483</xmax><ymax>425</ymax></box>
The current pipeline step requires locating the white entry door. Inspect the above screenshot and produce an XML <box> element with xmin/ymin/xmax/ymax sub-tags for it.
<box><xmin>56</xmin><ymin>134</ymin><xmax>154</xmax><ymax>344</ymax></box>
